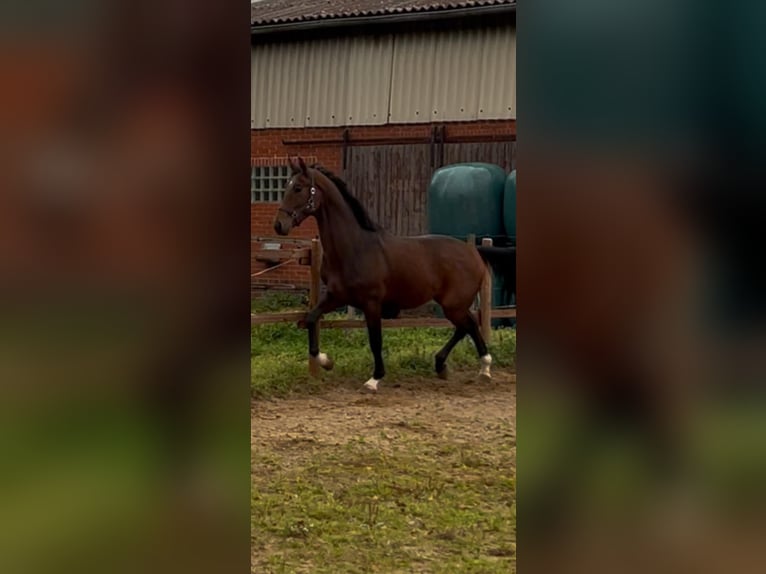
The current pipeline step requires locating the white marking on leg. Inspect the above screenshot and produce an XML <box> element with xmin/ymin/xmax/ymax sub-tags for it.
<box><xmin>310</xmin><ymin>352</ymin><xmax>334</xmax><ymax>371</ymax></box>
<box><xmin>479</xmin><ymin>354</ymin><xmax>492</xmax><ymax>379</ymax></box>
<box><xmin>317</xmin><ymin>352</ymin><xmax>331</xmax><ymax>368</ymax></box>
<box><xmin>363</xmin><ymin>378</ymin><xmax>380</xmax><ymax>392</ymax></box>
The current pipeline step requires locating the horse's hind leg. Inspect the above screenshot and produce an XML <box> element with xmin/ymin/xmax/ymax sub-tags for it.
<box><xmin>435</xmin><ymin>327</ymin><xmax>466</xmax><ymax>379</ymax></box>
<box><xmin>465</xmin><ymin>314</ymin><xmax>492</xmax><ymax>382</ymax></box>
<box><xmin>443</xmin><ymin>307</ymin><xmax>492</xmax><ymax>382</ymax></box>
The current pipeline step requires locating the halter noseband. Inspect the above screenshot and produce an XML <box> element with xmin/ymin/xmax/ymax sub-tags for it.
<box><xmin>278</xmin><ymin>171</ymin><xmax>317</xmax><ymax>222</ymax></box>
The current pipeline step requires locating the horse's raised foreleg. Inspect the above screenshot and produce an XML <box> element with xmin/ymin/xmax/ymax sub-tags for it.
<box><xmin>306</xmin><ymin>292</ymin><xmax>339</xmax><ymax>372</ymax></box>
<box><xmin>435</xmin><ymin>327</ymin><xmax>466</xmax><ymax>379</ymax></box>
<box><xmin>362</xmin><ymin>305</ymin><xmax>385</xmax><ymax>392</ymax></box>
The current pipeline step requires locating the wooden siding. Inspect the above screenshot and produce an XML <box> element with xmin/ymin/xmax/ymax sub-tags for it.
<box><xmin>345</xmin><ymin>144</ymin><xmax>432</xmax><ymax>236</ymax></box>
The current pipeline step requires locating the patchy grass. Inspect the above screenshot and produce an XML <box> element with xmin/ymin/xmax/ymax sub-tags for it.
<box><xmin>251</xmin><ymin>294</ymin><xmax>515</xmax><ymax>398</ymax></box>
<box><xmin>252</xmin><ymin>293</ymin><xmax>516</xmax><ymax>572</ymax></box>
<box><xmin>252</xmin><ymin>422</ymin><xmax>516</xmax><ymax>574</ymax></box>
<box><xmin>252</xmin><ymin>293</ymin><xmax>308</xmax><ymax>314</ymax></box>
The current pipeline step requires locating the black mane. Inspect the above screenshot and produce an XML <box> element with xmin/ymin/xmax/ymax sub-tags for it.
<box><xmin>311</xmin><ymin>164</ymin><xmax>381</xmax><ymax>232</ymax></box>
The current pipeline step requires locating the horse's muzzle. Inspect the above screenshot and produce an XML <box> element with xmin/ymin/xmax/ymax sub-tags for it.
<box><xmin>273</xmin><ymin>220</ymin><xmax>287</xmax><ymax>235</ymax></box>
<box><xmin>273</xmin><ymin>214</ymin><xmax>292</xmax><ymax>236</ymax></box>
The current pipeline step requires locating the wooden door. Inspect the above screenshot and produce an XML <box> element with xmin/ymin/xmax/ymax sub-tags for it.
<box><xmin>345</xmin><ymin>144</ymin><xmax>432</xmax><ymax>236</ymax></box>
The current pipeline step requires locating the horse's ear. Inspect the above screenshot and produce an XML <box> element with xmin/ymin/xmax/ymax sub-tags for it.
<box><xmin>288</xmin><ymin>157</ymin><xmax>301</xmax><ymax>173</ymax></box>
<box><xmin>297</xmin><ymin>157</ymin><xmax>308</xmax><ymax>176</ymax></box>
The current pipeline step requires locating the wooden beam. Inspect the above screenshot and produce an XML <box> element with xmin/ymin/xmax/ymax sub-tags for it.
<box><xmin>251</xmin><ymin>311</ymin><xmax>304</xmax><ymax>325</ymax></box>
<box><xmin>491</xmin><ymin>308</ymin><xmax>516</xmax><ymax>319</ymax></box>
<box><xmin>255</xmin><ymin>308</ymin><xmax>516</xmax><ymax>329</ymax></box>
<box><xmin>253</xmin><ymin>311</ymin><xmax>514</xmax><ymax>328</ymax></box>
<box><xmin>254</xmin><ymin>248</ymin><xmax>310</xmax><ymax>264</ymax></box>
<box><xmin>305</xmin><ymin>317</ymin><xmax>456</xmax><ymax>329</ymax></box>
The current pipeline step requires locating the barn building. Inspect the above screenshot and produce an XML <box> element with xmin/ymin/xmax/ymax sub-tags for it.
<box><xmin>251</xmin><ymin>0</ymin><xmax>517</xmax><ymax>293</ymax></box>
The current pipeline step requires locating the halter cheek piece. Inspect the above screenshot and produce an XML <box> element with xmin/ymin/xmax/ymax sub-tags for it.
<box><xmin>278</xmin><ymin>172</ymin><xmax>318</xmax><ymax>222</ymax></box>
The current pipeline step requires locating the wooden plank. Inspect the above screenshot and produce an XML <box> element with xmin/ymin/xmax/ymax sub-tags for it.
<box><xmin>253</xmin><ymin>310</ymin><xmax>514</xmax><ymax>328</ymax></box>
<box><xmin>346</xmin><ymin>143</ymin><xmax>432</xmax><ymax>236</ymax></box>
<box><xmin>305</xmin><ymin>317</ymin><xmax>456</xmax><ymax>329</ymax></box>
<box><xmin>254</xmin><ymin>248</ymin><xmax>310</xmax><ymax>263</ymax></box>
<box><xmin>254</xmin><ymin>250</ymin><xmax>292</xmax><ymax>263</ymax></box>
<box><xmin>251</xmin><ymin>311</ymin><xmax>304</xmax><ymax>325</ymax></box>
<box><xmin>491</xmin><ymin>308</ymin><xmax>516</xmax><ymax>319</ymax></box>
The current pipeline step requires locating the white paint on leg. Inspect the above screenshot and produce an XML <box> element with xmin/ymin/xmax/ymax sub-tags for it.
<box><xmin>479</xmin><ymin>354</ymin><xmax>492</xmax><ymax>380</ymax></box>
<box><xmin>363</xmin><ymin>378</ymin><xmax>380</xmax><ymax>392</ymax></box>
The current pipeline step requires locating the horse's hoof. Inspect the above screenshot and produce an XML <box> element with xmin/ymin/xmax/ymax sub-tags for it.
<box><xmin>478</xmin><ymin>354</ymin><xmax>492</xmax><ymax>383</ymax></box>
<box><xmin>362</xmin><ymin>378</ymin><xmax>380</xmax><ymax>393</ymax></box>
<box><xmin>317</xmin><ymin>352</ymin><xmax>334</xmax><ymax>371</ymax></box>
<box><xmin>437</xmin><ymin>365</ymin><xmax>449</xmax><ymax>380</ymax></box>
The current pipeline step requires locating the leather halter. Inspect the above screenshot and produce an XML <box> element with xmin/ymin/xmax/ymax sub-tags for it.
<box><xmin>278</xmin><ymin>170</ymin><xmax>317</xmax><ymax>222</ymax></box>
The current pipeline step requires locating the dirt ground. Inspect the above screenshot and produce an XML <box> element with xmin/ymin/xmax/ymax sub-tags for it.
<box><xmin>252</xmin><ymin>370</ymin><xmax>516</xmax><ymax>455</ymax></box>
<box><xmin>252</xmin><ymin>369</ymin><xmax>516</xmax><ymax>573</ymax></box>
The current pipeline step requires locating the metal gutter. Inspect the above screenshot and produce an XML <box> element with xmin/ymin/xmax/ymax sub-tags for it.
<box><xmin>251</xmin><ymin>4</ymin><xmax>516</xmax><ymax>36</ymax></box>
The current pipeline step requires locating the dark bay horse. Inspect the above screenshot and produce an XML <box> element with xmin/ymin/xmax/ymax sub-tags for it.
<box><xmin>273</xmin><ymin>157</ymin><xmax>493</xmax><ymax>392</ymax></box>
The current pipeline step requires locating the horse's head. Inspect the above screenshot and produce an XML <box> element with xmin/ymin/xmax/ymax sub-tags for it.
<box><xmin>273</xmin><ymin>156</ymin><xmax>322</xmax><ymax>235</ymax></box>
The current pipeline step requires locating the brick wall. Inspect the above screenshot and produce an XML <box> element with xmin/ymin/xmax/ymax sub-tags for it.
<box><xmin>251</xmin><ymin>119</ymin><xmax>515</xmax><ymax>292</ymax></box>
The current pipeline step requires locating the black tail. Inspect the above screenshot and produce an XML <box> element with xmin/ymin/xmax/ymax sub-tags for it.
<box><xmin>477</xmin><ymin>245</ymin><xmax>516</xmax><ymax>305</ymax></box>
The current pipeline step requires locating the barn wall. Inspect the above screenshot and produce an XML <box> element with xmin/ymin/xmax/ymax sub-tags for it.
<box><xmin>251</xmin><ymin>119</ymin><xmax>515</xmax><ymax>292</ymax></box>
<box><xmin>251</xmin><ymin>24</ymin><xmax>516</xmax><ymax>129</ymax></box>
<box><xmin>389</xmin><ymin>25</ymin><xmax>516</xmax><ymax>123</ymax></box>
<box><xmin>251</xmin><ymin>34</ymin><xmax>394</xmax><ymax>129</ymax></box>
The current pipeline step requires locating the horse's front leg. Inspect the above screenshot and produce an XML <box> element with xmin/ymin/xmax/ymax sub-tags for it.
<box><xmin>305</xmin><ymin>291</ymin><xmax>339</xmax><ymax>373</ymax></box>
<box><xmin>362</xmin><ymin>303</ymin><xmax>384</xmax><ymax>392</ymax></box>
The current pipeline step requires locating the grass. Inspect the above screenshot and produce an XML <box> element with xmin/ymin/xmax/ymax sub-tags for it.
<box><xmin>251</xmin><ymin>294</ymin><xmax>515</xmax><ymax>398</ymax></box>
<box><xmin>252</xmin><ymin>425</ymin><xmax>516</xmax><ymax>574</ymax></box>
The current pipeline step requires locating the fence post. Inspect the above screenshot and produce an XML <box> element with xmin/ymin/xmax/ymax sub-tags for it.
<box><xmin>309</xmin><ymin>238</ymin><xmax>321</xmax><ymax>377</ymax></box>
<box><xmin>480</xmin><ymin>237</ymin><xmax>493</xmax><ymax>342</ymax></box>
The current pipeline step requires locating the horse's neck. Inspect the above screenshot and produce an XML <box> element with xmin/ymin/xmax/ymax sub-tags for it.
<box><xmin>315</xmin><ymin>185</ymin><xmax>373</xmax><ymax>266</ymax></box>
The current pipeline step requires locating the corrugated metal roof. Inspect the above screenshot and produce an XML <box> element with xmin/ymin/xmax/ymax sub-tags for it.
<box><xmin>251</xmin><ymin>0</ymin><xmax>516</xmax><ymax>26</ymax></box>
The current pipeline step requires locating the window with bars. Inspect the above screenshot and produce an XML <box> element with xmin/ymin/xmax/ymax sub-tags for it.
<box><xmin>251</xmin><ymin>164</ymin><xmax>290</xmax><ymax>203</ymax></box>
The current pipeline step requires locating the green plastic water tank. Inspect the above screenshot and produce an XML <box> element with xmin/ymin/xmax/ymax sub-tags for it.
<box><xmin>504</xmin><ymin>170</ymin><xmax>516</xmax><ymax>238</ymax></box>
<box><xmin>428</xmin><ymin>163</ymin><xmax>506</xmax><ymax>239</ymax></box>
